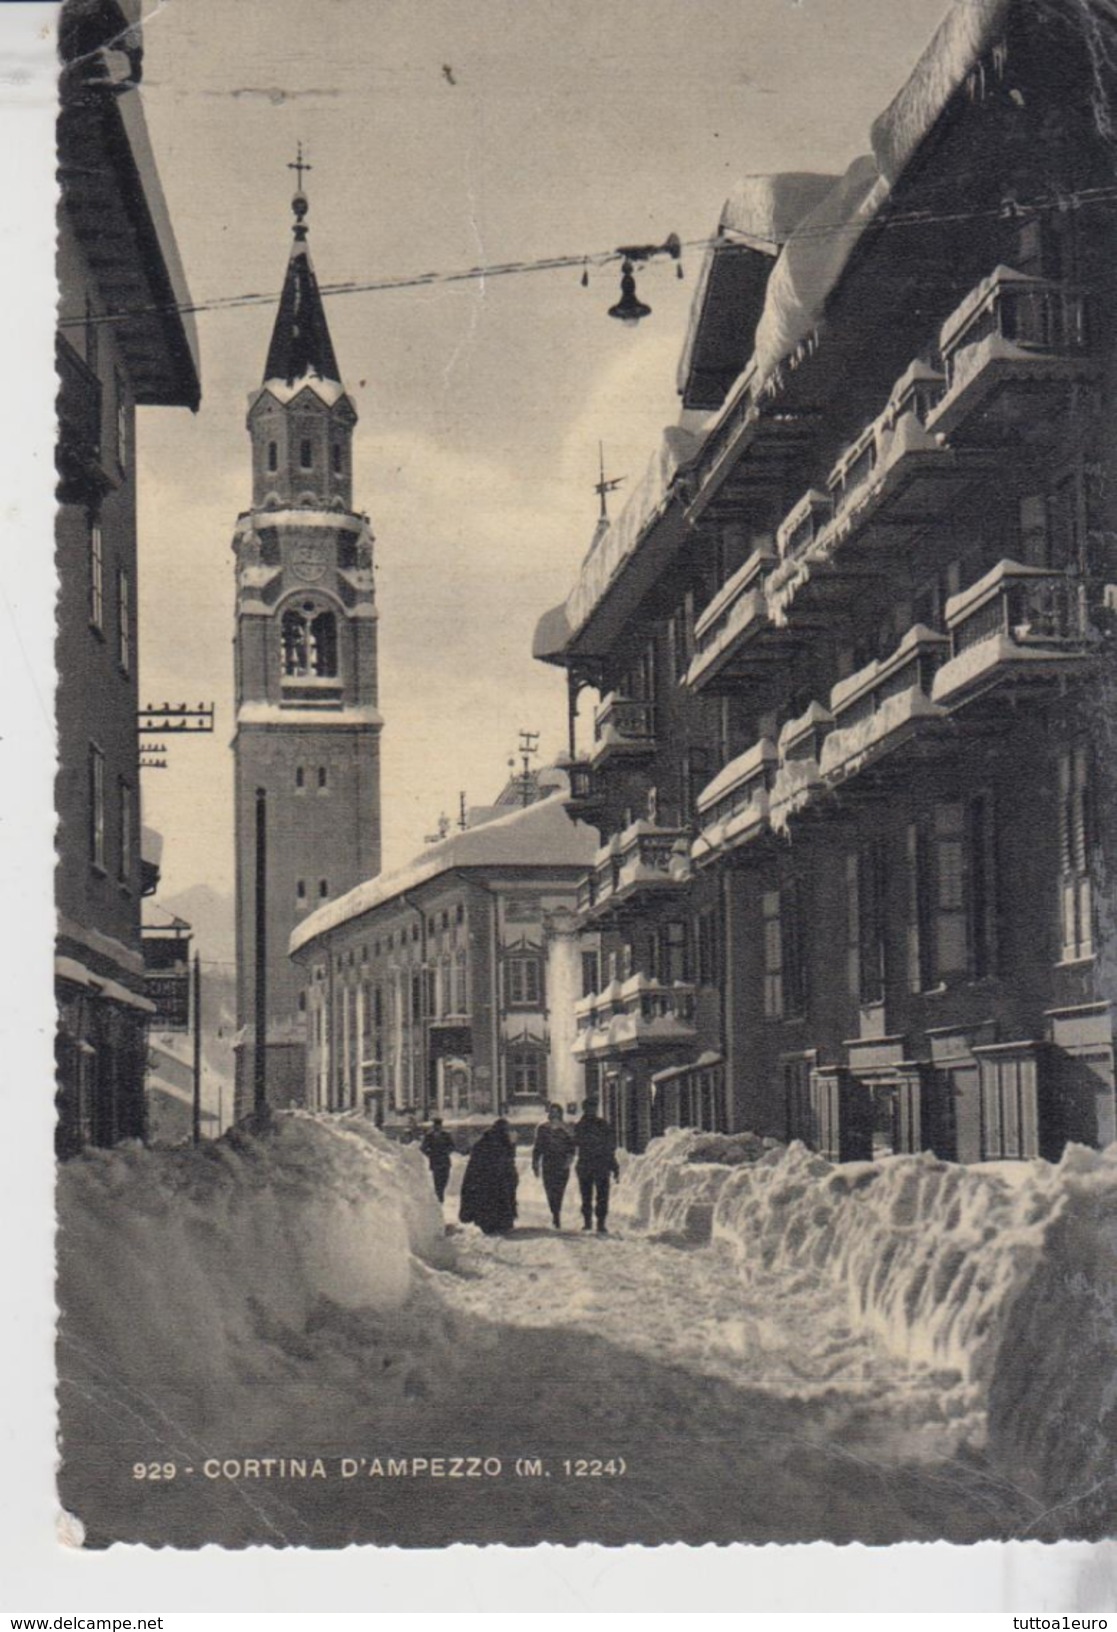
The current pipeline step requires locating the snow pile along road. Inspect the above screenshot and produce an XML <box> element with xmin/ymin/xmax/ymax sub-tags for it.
<box><xmin>621</xmin><ymin>1131</ymin><xmax>1117</xmax><ymax>1517</ymax></box>
<box><xmin>57</xmin><ymin>1113</ymin><xmax>449</xmax><ymax>1408</ymax></box>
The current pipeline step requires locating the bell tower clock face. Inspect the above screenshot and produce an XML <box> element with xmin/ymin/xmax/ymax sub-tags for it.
<box><xmin>291</xmin><ymin>539</ymin><xmax>328</xmax><ymax>582</ymax></box>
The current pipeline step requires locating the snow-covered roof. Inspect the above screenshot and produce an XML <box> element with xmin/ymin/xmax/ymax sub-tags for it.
<box><xmin>290</xmin><ymin>792</ymin><xmax>598</xmax><ymax>954</ymax></box>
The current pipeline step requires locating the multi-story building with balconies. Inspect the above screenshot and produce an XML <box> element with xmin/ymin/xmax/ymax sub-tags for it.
<box><xmin>55</xmin><ymin>0</ymin><xmax>200</xmax><ymax>1156</ymax></box>
<box><xmin>536</xmin><ymin>0</ymin><xmax>1117</xmax><ymax>1162</ymax></box>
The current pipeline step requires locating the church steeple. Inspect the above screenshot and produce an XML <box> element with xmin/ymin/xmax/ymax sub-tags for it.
<box><xmin>248</xmin><ymin>152</ymin><xmax>357</xmax><ymax>512</ymax></box>
<box><xmin>262</xmin><ymin>153</ymin><xmax>341</xmax><ymax>387</ymax></box>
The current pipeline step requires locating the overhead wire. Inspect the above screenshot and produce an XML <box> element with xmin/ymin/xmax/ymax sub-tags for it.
<box><xmin>57</xmin><ymin>179</ymin><xmax>1117</xmax><ymax>334</ymax></box>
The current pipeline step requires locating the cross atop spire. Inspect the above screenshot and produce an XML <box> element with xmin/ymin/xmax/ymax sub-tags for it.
<box><xmin>288</xmin><ymin>141</ymin><xmax>312</xmax><ymax>193</ymax></box>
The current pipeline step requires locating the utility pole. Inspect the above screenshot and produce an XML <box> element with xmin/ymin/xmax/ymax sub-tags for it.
<box><xmin>254</xmin><ymin>786</ymin><xmax>267</xmax><ymax>1119</ymax></box>
<box><xmin>192</xmin><ymin>951</ymin><xmax>202</xmax><ymax>1146</ymax></box>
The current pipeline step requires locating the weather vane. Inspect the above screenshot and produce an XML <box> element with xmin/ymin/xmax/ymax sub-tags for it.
<box><xmin>594</xmin><ymin>442</ymin><xmax>624</xmax><ymax>522</ymax></box>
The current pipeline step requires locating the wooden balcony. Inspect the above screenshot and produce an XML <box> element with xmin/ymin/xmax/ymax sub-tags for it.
<box><xmin>692</xmin><ymin>738</ymin><xmax>777</xmax><ymax>865</ymax></box>
<box><xmin>927</xmin><ymin>267</ymin><xmax>1095</xmax><ymax>442</ymax></box>
<box><xmin>819</xmin><ymin>625</ymin><xmax>950</xmax><ymax>787</ymax></box>
<box><xmin>572</xmin><ymin>974</ymin><xmax>698</xmax><ymax>1062</ymax></box>
<box><xmin>563</xmin><ymin>757</ymin><xmax>605</xmax><ymax>820</ymax></box>
<box><xmin>932</xmin><ymin>561</ymin><xmax>1095</xmax><ymax>708</ymax></box>
<box><xmin>590</xmin><ymin>693</ymin><xmax>657</xmax><ymax>766</ymax></box>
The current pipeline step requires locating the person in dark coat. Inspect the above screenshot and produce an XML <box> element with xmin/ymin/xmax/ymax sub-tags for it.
<box><xmin>532</xmin><ymin>1102</ymin><xmax>576</xmax><ymax>1228</ymax></box>
<box><xmin>459</xmin><ymin>1118</ymin><xmax>519</xmax><ymax>1235</ymax></box>
<box><xmin>419</xmin><ymin>1116</ymin><xmax>456</xmax><ymax>1204</ymax></box>
<box><xmin>574</xmin><ymin>1097</ymin><xmax>620</xmax><ymax>1234</ymax></box>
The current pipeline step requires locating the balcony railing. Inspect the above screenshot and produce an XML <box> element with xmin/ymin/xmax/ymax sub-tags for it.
<box><xmin>692</xmin><ymin>738</ymin><xmax>777</xmax><ymax>863</ymax></box>
<box><xmin>573</xmin><ymin>974</ymin><xmax>698</xmax><ymax>1061</ymax></box>
<box><xmin>928</xmin><ymin>267</ymin><xmax>1092</xmax><ymax>438</ymax></box>
<box><xmin>932</xmin><ymin>561</ymin><xmax>1093</xmax><ymax>706</ymax></box>
<box><xmin>777</xmin><ymin>488</ymin><xmax>833</xmax><ymax>562</ymax></box>
<box><xmin>685</xmin><ymin>548</ymin><xmax>774</xmax><ymax>692</ymax></box>
<box><xmin>770</xmin><ymin>702</ymin><xmax>833</xmax><ymax>831</ymax></box>
<box><xmin>590</xmin><ymin>693</ymin><xmax>657</xmax><ymax>764</ymax></box>
<box><xmin>577</xmin><ymin>820</ymin><xmax>692</xmax><ymax>922</ymax></box>
<box><xmin>819</xmin><ymin>625</ymin><xmax>949</xmax><ymax>784</ymax></box>
<box><xmin>56</xmin><ymin>335</ymin><xmax>110</xmax><ymax>502</ymax></box>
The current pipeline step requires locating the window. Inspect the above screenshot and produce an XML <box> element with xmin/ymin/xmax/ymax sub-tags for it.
<box><xmin>507</xmin><ymin>954</ymin><xmax>542</xmax><ymax>1007</ymax></box>
<box><xmin>762</xmin><ymin>891</ymin><xmax>783</xmax><ymax>1019</ymax></box>
<box><xmin>855</xmin><ymin>843</ymin><xmax>887</xmax><ymax>1005</ymax></box>
<box><xmin>979</xmin><ymin>1054</ymin><xmax>1039</xmax><ymax>1160</ymax></box>
<box><xmin>681</xmin><ymin>747</ymin><xmax>710</xmax><ymax>824</ymax></box>
<box><xmin>300</xmin><ymin>437</ymin><xmax>313</xmax><ymax>469</ymax></box>
<box><xmin>509</xmin><ymin>1047</ymin><xmax>547</xmax><ymax>1099</ymax></box>
<box><xmin>782</xmin><ymin>878</ymin><xmax>808</xmax><ymax>1019</ymax></box>
<box><xmin>661</xmin><ymin>920</ymin><xmax>690</xmax><ymax>985</ymax></box>
<box><xmin>454</xmin><ymin>950</ymin><xmax>469</xmax><ymax>1013</ymax></box>
<box><xmin>667</xmin><ymin>592</ymin><xmax>696</xmax><ymax>684</ymax></box>
<box><xmin>296</xmin><ymin>766</ymin><xmax>305</xmax><ymax>790</ymax></box>
<box><xmin>117</xmin><ymin>565</ymin><xmax>130</xmax><ymax>672</ymax></box>
<box><xmin>319</xmin><ymin>879</ymin><xmax>329</xmax><ymax>899</ymax></box>
<box><xmin>332</xmin><ymin>443</ymin><xmax>343</xmax><ymax>474</ymax></box>
<box><xmin>318</xmin><ymin>765</ymin><xmax>328</xmax><ymax>790</ymax></box>
<box><xmin>440</xmin><ymin>958</ymin><xmax>453</xmax><ymax>1015</ymax></box>
<box><xmin>267</xmin><ymin>440</ymin><xmax>278</xmax><ymax>473</ymax></box>
<box><xmin>114</xmin><ymin>366</ymin><xmax>127</xmax><ymax>471</ymax></box>
<box><xmin>697</xmin><ymin>910</ymin><xmax>721</xmax><ymax>988</ymax></box>
<box><xmin>281</xmin><ymin>604</ymin><xmax>338</xmax><ymax>678</ymax></box>
<box><xmin>411</xmin><ymin>970</ymin><xmax>424</xmax><ymax>1022</ymax></box>
<box><xmin>297</xmin><ymin>879</ymin><xmax>306</xmax><ymax>902</ymax></box>
<box><xmin>117</xmin><ymin>778</ymin><xmax>131</xmax><ymax>885</ymax></box>
<box><xmin>374</xmin><ymin>985</ymin><xmax>384</xmax><ymax>1029</ymax></box>
<box><xmin>1059</xmin><ymin>745</ymin><xmax>1094</xmax><ymax>961</ymax></box>
<box><xmin>581</xmin><ymin>949</ymin><xmax>600</xmax><ymax>998</ymax></box>
<box><xmin>89</xmin><ymin>520</ymin><xmax>103</xmax><ymax>632</ymax></box>
<box><xmin>89</xmin><ymin>745</ymin><xmax>105</xmax><ymax>872</ymax></box>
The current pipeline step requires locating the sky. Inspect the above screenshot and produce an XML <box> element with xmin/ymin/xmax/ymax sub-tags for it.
<box><xmin>132</xmin><ymin>0</ymin><xmax>957</xmax><ymax>903</ymax></box>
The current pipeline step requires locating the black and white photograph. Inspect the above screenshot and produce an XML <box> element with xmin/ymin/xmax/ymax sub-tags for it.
<box><xmin>7</xmin><ymin>0</ymin><xmax>1117</xmax><ymax>1604</ymax></box>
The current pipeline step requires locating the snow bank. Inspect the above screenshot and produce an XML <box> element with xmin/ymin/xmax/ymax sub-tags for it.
<box><xmin>622</xmin><ymin>1134</ymin><xmax>1117</xmax><ymax>1511</ymax></box>
<box><xmin>57</xmin><ymin>1113</ymin><xmax>450</xmax><ymax>1399</ymax></box>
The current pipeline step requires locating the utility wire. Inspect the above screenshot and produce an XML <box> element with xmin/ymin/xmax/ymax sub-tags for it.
<box><xmin>58</xmin><ymin>179</ymin><xmax>1117</xmax><ymax>333</ymax></box>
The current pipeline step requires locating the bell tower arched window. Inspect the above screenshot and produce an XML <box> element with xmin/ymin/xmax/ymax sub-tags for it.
<box><xmin>281</xmin><ymin>601</ymin><xmax>338</xmax><ymax>679</ymax></box>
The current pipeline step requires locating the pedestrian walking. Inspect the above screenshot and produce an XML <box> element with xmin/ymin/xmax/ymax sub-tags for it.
<box><xmin>419</xmin><ymin>1115</ymin><xmax>456</xmax><ymax>1204</ymax></box>
<box><xmin>532</xmin><ymin>1102</ymin><xmax>576</xmax><ymax>1228</ymax></box>
<box><xmin>459</xmin><ymin>1117</ymin><xmax>519</xmax><ymax>1235</ymax></box>
<box><xmin>574</xmin><ymin>1096</ymin><xmax>620</xmax><ymax>1234</ymax></box>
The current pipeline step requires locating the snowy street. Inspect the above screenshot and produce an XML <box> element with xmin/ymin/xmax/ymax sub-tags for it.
<box><xmin>56</xmin><ymin>1118</ymin><xmax>1117</xmax><ymax>1549</ymax></box>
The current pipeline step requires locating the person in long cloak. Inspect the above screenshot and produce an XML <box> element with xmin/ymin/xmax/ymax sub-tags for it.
<box><xmin>459</xmin><ymin>1118</ymin><xmax>518</xmax><ymax>1235</ymax></box>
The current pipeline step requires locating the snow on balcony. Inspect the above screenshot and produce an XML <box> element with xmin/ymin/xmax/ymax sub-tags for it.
<box><xmin>820</xmin><ymin>625</ymin><xmax>948</xmax><ymax>784</ymax></box>
<box><xmin>932</xmin><ymin>559</ymin><xmax>1093</xmax><ymax>705</ymax></box>
<box><xmin>777</xmin><ymin>488</ymin><xmax>833</xmax><ymax>560</ymax></box>
<box><xmin>613</xmin><ymin>820</ymin><xmax>693</xmax><ymax>899</ymax></box>
<box><xmin>590</xmin><ymin>693</ymin><xmax>657</xmax><ymax>765</ymax></box>
<box><xmin>770</xmin><ymin>702</ymin><xmax>834</xmax><ymax>832</ymax></box>
<box><xmin>692</xmin><ymin>738</ymin><xmax>777</xmax><ymax>862</ymax></box>
<box><xmin>686</xmin><ymin>548</ymin><xmax>774</xmax><ymax>690</ymax></box>
<box><xmin>927</xmin><ymin>267</ymin><xmax>1091</xmax><ymax>438</ymax></box>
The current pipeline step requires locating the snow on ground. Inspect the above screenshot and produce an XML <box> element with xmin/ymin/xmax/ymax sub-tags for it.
<box><xmin>56</xmin><ymin>1117</ymin><xmax>1117</xmax><ymax>1549</ymax></box>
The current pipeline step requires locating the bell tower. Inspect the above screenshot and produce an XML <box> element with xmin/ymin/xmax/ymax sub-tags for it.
<box><xmin>232</xmin><ymin>156</ymin><xmax>382</xmax><ymax>1117</ymax></box>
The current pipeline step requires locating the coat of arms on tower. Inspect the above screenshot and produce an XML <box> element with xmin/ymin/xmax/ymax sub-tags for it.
<box><xmin>291</xmin><ymin>539</ymin><xmax>328</xmax><ymax>582</ymax></box>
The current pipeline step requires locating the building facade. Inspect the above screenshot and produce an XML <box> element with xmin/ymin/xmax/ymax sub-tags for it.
<box><xmin>55</xmin><ymin>0</ymin><xmax>200</xmax><ymax>1157</ymax></box>
<box><xmin>290</xmin><ymin>792</ymin><xmax>598</xmax><ymax>1138</ymax></box>
<box><xmin>535</xmin><ymin>0</ymin><xmax>1117</xmax><ymax>1161</ymax></box>
<box><xmin>232</xmin><ymin>184</ymin><xmax>382</xmax><ymax>1119</ymax></box>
